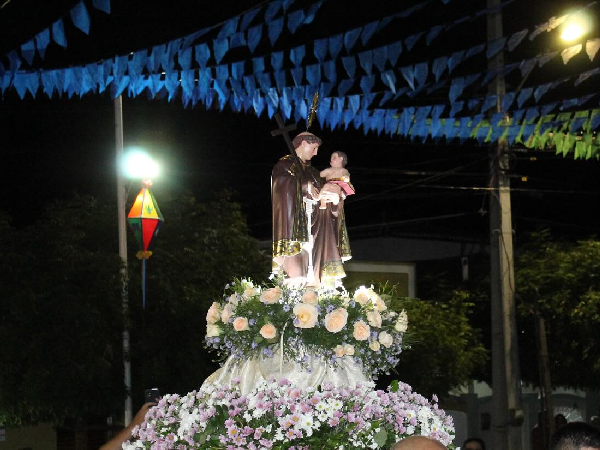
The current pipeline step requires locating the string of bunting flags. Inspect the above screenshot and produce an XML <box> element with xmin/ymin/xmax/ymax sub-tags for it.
<box><xmin>1</xmin><ymin>0</ymin><xmax>599</xmax><ymax>159</ymax></box>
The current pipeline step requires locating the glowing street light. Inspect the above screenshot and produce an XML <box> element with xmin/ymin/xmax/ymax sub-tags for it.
<box><xmin>560</xmin><ymin>11</ymin><xmax>592</xmax><ymax>41</ymax></box>
<box><xmin>122</xmin><ymin>148</ymin><xmax>160</xmax><ymax>180</ymax></box>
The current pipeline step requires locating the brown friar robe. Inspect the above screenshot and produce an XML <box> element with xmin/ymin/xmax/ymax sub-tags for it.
<box><xmin>272</xmin><ymin>155</ymin><xmax>351</xmax><ymax>286</ymax></box>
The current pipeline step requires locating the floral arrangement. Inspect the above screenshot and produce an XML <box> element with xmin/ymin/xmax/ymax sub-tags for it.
<box><xmin>204</xmin><ymin>277</ymin><xmax>410</xmax><ymax>378</ymax></box>
<box><xmin>124</xmin><ymin>377</ymin><xmax>455</xmax><ymax>449</ymax></box>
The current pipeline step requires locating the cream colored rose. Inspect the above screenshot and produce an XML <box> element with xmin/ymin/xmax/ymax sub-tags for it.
<box><xmin>260</xmin><ymin>287</ymin><xmax>282</xmax><ymax>304</ymax></box>
<box><xmin>395</xmin><ymin>310</ymin><xmax>409</xmax><ymax>332</ymax></box>
<box><xmin>260</xmin><ymin>323</ymin><xmax>277</xmax><ymax>339</ymax></box>
<box><xmin>293</xmin><ymin>303</ymin><xmax>318</xmax><ymax>328</ymax></box>
<box><xmin>334</xmin><ymin>344</ymin><xmax>345</xmax><ymax>358</ymax></box>
<box><xmin>344</xmin><ymin>344</ymin><xmax>355</xmax><ymax>356</ymax></box>
<box><xmin>373</xmin><ymin>295</ymin><xmax>387</xmax><ymax>312</ymax></box>
<box><xmin>221</xmin><ymin>304</ymin><xmax>234</xmax><ymax>323</ymax></box>
<box><xmin>378</xmin><ymin>331</ymin><xmax>394</xmax><ymax>348</ymax></box>
<box><xmin>324</xmin><ymin>308</ymin><xmax>348</xmax><ymax>333</ymax></box>
<box><xmin>369</xmin><ymin>340</ymin><xmax>381</xmax><ymax>351</ymax></box>
<box><xmin>227</xmin><ymin>293</ymin><xmax>241</xmax><ymax>305</ymax></box>
<box><xmin>353</xmin><ymin>320</ymin><xmax>371</xmax><ymax>341</ymax></box>
<box><xmin>354</xmin><ymin>287</ymin><xmax>370</xmax><ymax>306</ymax></box>
<box><xmin>206</xmin><ymin>302</ymin><xmax>221</xmax><ymax>324</ymax></box>
<box><xmin>302</xmin><ymin>289</ymin><xmax>319</xmax><ymax>305</ymax></box>
<box><xmin>206</xmin><ymin>323</ymin><xmax>222</xmax><ymax>337</ymax></box>
<box><xmin>366</xmin><ymin>309</ymin><xmax>382</xmax><ymax>328</ymax></box>
<box><xmin>242</xmin><ymin>287</ymin><xmax>258</xmax><ymax>299</ymax></box>
<box><xmin>232</xmin><ymin>317</ymin><xmax>249</xmax><ymax>332</ymax></box>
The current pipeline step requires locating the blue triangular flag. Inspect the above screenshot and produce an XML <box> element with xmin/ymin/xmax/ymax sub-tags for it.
<box><xmin>517</xmin><ymin>87</ymin><xmax>533</xmax><ymax>108</ymax></box>
<box><xmin>70</xmin><ymin>1</ymin><xmax>90</xmax><ymax>35</ymax></box>
<box><xmin>426</xmin><ymin>25</ymin><xmax>444</xmax><ymax>45</ymax></box>
<box><xmin>287</xmin><ymin>9</ymin><xmax>305</xmax><ymax>34</ymax></box>
<box><xmin>265</xmin><ymin>0</ymin><xmax>282</xmax><ymax>22</ymax></box>
<box><xmin>360</xmin><ymin>74</ymin><xmax>375</xmax><ymax>94</ymax></box>
<box><xmin>358</xmin><ymin>50</ymin><xmax>373</xmax><ymax>75</ymax></box>
<box><xmin>306</xmin><ymin>64</ymin><xmax>321</xmax><ymax>86</ymax></box>
<box><xmin>232</xmin><ymin>61</ymin><xmax>245</xmax><ymax>80</ymax></box>
<box><xmin>361</xmin><ymin>21</ymin><xmax>379</xmax><ymax>46</ymax></box>
<box><xmin>21</xmin><ymin>39</ymin><xmax>35</xmax><ymax>65</ymax></box>
<box><xmin>195</xmin><ymin>43</ymin><xmax>210</xmax><ymax>69</ymax></box>
<box><xmin>465</xmin><ymin>43</ymin><xmax>485</xmax><ymax>60</ymax></box>
<box><xmin>387</xmin><ymin>41</ymin><xmax>402</xmax><ymax>67</ymax></box>
<box><xmin>329</xmin><ymin>34</ymin><xmax>343</xmax><ymax>60</ymax></box>
<box><xmin>216</xmin><ymin>64</ymin><xmax>229</xmax><ymax>80</ymax></box>
<box><xmin>243</xmin><ymin>74</ymin><xmax>256</xmax><ymax>96</ymax></box>
<box><xmin>481</xmin><ymin>95</ymin><xmax>497</xmax><ymax>114</ymax></box>
<box><xmin>348</xmin><ymin>95</ymin><xmax>360</xmax><ymax>113</ymax></box>
<box><xmin>449</xmin><ymin>101</ymin><xmax>464</xmax><ymax>117</ymax></box>
<box><xmin>257</xmin><ymin>72</ymin><xmax>272</xmax><ymax>92</ymax></box>
<box><xmin>508</xmin><ymin>29</ymin><xmax>527</xmax><ymax>52</ymax></box>
<box><xmin>524</xmin><ymin>107</ymin><xmax>540</xmax><ymax>123</ymax></box>
<box><xmin>541</xmin><ymin>102</ymin><xmax>558</xmax><ymax>115</ymax></box>
<box><xmin>486</xmin><ymin>37</ymin><xmax>506</xmax><ymax>59</ymax></box>
<box><xmin>274</xmin><ymin>70</ymin><xmax>286</xmax><ymax>90</ymax></box>
<box><xmin>291</xmin><ymin>67</ymin><xmax>303</xmax><ymax>86</ymax></box>
<box><xmin>337</xmin><ymin>78</ymin><xmax>354</xmax><ymax>97</ymax></box>
<box><xmin>501</xmin><ymin>92</ymin><xmax>515</xmax><ymax>111</ymax></box>
<box><xmin>92</xmin><ymin>0</ymin><xmax>110</xmax><ymax>13</ymax></box>
<box><xmin>52</xmin><ymin>19</ymin><xmax>67</xmax><ymax>47</ymax></box>
<box><xmin>399</xmin><ymin>65</ymin><xmax>415</xmax><ymax>90</ymax></box>
<box><xmin>344</xmin><ymin>27</ymin><xmax>361</xmax><ymax>53</ymax></box>
<box><xmin>373</xmin><ymin>46</ymin><xmax>387</xmax><ymax>72</ymax></box>
<box><xmin>538</xmin><ymin>51</ymin><xmax>558</xmax><ymax>68</ymax></box>
<box><xmin>323</xmin><ymin>60</ymin><xmax>336</xmax><ymax>82</ymax></box>
<box><xmin>381</xmin><ymin>70</ymin><xmax>396</xmax><ymax>93</ymax></box>
<box><xmin>268</xmin><ymin>17</ymin><xmax>284</xmax><ymax>46</ymax></box>
<box><xmin>35</xmin><ymin>29</ymin><xmax>51</xmax><ymax>60</ymax></box>
<box><xmin>290</xmin><ymin>45</ymin><xmax>305</xmax><ymax>67</ymax></box>
<box><xmin>271</xmin><ymin>51</ymin><xmax>284</xmax><ymax>70</ymax></box>
<box><xmin>404</xmin><ymin>32</ymin><xmax>423</xmax><ymax>52</ymax></box>
<box><xmin>213</xmin><ymin>38</ymin><xmax>229</xmax><ymax>64</ymax></box>
<box><xmin>432</xmin><ymin>56</ymin><xmax>447</xmax><ymax>82</ymax></box>
<box><xmin>447</xmin><ymin>50</ymin><xmax>465</xmax><ymax>73</ymax></box>
<box><xmin>230</xmin><ymin>32</ymin><xmax>247</xmax><ymax>48</ymax></box>
<box><xmin>218</xmin><ymin>17</ymin><xmax>238</xmax><ymax>39</ymax></box>
<box><xmin>314</xmin><ymin>38</ymin><xmax>328</xmax><ymax>63</ymax></box>
<box><xmin>247</xmin><ymin>24</ymin><xmax>263</xmax><ymax>53</ymax></box>
<box><xmin>449</xmin><ymin>77</ymin><xmax>465</xmax><ymax>103</ymax></box>
<box><xmin>414</xmin><ymin>62</ymin><xmax>428</xmax><ymax>89</ymax></box>
<box><xmin>533</xmin><ymin>82</ymin><xmax>551</xmax><ymax>103</ymax></box>
<box><xmin>342</xmin><ymin>56</ymin><xmax>356</xmax><ymax>78</ymax></box>
<box><xmin>178</xmin><ymin>47</ymin><xmax>191</xmax><ymax>70</ymax></box>
<box><xmin>241</xmin><ymin>7</ymin><xmax>261</xmax><ymax>31</ymax></box>
<box><xmin>304</xmin><ymin>1</ymin><xmax>323</xmax><ymax>24</ymax></box>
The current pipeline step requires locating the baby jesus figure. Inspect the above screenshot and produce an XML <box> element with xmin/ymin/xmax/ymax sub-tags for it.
<box><xmin>319</xmin><ymin>151</ymin><xmax>355</xmax><ymax>209</ymax></box>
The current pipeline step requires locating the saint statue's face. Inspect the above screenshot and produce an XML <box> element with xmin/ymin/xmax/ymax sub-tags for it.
<box><xmin>296</xmin><ymin>141</ymin><xmax>319</xmax><ymax>162</ymax></box>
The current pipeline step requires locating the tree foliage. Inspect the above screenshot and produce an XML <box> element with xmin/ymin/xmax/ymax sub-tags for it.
<box><xmin>0</xmin><ymin>191</ymin><xmax>269</xmax><ymax>427</ymax></box>
<box><xmin>515</xmin><ymin>230</ymin><xmax>600</xmax><ymax>389</ymax></box>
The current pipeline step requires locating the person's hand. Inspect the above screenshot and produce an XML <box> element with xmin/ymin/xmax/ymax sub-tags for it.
<box><xmin>131</xmin><ymin>402</ymin><xmax>155</xmax><ymax>427</ymax></box>
<box><xmin>319</xmin><ymin>190</ymin><xmax>340</xmax><ymax>205</ymax></box>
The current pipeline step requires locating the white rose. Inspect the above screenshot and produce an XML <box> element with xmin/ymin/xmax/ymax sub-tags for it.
<box><xmin>378</xmin><ymin>331</ymin><xmax>394</xmax><ymax>348</ymax></box>
<box><xmin>228</xmin><ymin>293</ymin><xmax>241</xmax><ymax>305</ymax></box>
<box><xmin>373</xmin><ymin>295</ymin><xmax>387</xmax><ymax>312</ymax></box>
<box><xmin>343</xmin><ymin>344</ymin><xmax>355</xmax><ymax>356</ymax></box>
<box><xmin>354</xmin><ymin>287</ymin><xmax>370</xmax><ymax>306</ymax></box>
<box><xmin>366</xmin><ymin>309</ymin><xmax>382</xmax><ymax>328</ymax></box>
<box><xmin>206</xmin><ymin>324</ymin><xmax>222</xmax><ymax>337</ymax></box>
<box><xmin>260</xmin><ymin>287</ymin><xmax>282</xmax><ymax>304</ymax></box>
<box><xmin>221</xmin><ymin>304</ymin><xmax>234</xmax><ymax>323</ymax></box>
<box><xmin>302</xmin><ymin>289</ymin><xmax>319</xmax><ymax>305</ymax></box>
<box><xmin>369</xmin><ymin>340</ymin><xmax>380</xmax><ymax>351</ymax></box>
<box><xmin>395</xmin><ymin>310</ymin><xmax>408</xmax><ymax>332</ymax></box>
<box><xmin>242</xmin><ymin>287</ymin><xmax>258</xmax><ymax>300</ymax></box>
<box><xmin>334</xmin><ymin>345</ymin><xmax>345</xmax><ymax>358</ymax></box>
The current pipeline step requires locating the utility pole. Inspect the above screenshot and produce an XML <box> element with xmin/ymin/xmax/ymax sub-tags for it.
<box><xmin>487</xmin><ymin>1</ymin><xmax>524</xmax><ymax>449</ymax></box>
<box><xmin>115</xmin><ymin>95</ymin><xmax>133</xmax><ymax>426</ymax></box>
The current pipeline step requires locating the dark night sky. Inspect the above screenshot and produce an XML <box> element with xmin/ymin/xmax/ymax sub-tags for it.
<box><xmin>1</xmin><ymin>0</ymin><xmax>599</xmax><ymax>242</ymax></box>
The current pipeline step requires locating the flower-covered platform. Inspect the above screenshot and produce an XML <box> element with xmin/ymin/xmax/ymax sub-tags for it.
<box><xmin>124</xmin><ymin>278</ymin><xmax>455</xmax><ymax>449</ymax></box>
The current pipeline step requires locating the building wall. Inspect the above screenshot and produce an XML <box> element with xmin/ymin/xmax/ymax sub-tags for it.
<box><xmin>0</xmin><ymin>423</ymin><xmax>56</xmax><ymax>450</ymax></box>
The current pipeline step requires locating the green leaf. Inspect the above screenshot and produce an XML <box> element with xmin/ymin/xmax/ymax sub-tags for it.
<box><xmin>390</xmin><ymin>380</ymin><xmax>399</xmax><ymax>392</ymax></box>
<box><xmin>374</xmin><ymin>429</ymin><xmax>388</xmax><ymax>448</ymax></box>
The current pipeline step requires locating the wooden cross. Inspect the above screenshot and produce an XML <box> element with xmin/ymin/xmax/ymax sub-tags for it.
<box><xmin>270</xmin><ymin>112</ymin><xmax>297</xmax><ymax>155</ymax></box>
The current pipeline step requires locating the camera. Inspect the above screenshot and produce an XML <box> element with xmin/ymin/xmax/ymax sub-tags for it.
<box><xmin>144</xmin><ymin>388</ymin><xmax>161</xmax><ymax>404</ymax></box>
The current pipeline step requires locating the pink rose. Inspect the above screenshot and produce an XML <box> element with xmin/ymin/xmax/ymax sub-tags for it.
<box><xmin>324</xmin><ymin>308</ymin><xmax>348</xmax><ymax>333</ymax></box>
<box><xmin>206</xmin><ymin>302</ymin><xmax>221</xmax><ymax>324</ymax></box>
<box><xmin>302</xmin><ymin>289</ymin><xmax>319</xmax><ymax>305</ymax></box>
<box><xmin>366</xmin><ymin>310</ymin><xmax>382</xmax><ymax>328</ymax></box>
<box><xmin>260</xmin><ymin>287</ymin><xmax>282</xmax><ymax>304</ymax></box>
<box><xmin>293</xmin><ymin>303</ymin><xmax>318</xmax><ymax>329</ymax></box>
<box><xmin>353</xmin><ymin>320</ymin><xmax>371</xmax><ymax>341</ymax></box>
<box><xmin>233</xmin><ymin>317</ymin><xmax>249</xmax><ymax>332</ymax></box>
<box><xmin>260</xmin><ymin>323</ymin><xmax>277</xmax><ymax>339</ymax></box>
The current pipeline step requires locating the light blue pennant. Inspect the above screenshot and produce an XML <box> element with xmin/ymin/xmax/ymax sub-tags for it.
<box><xmin>268</xmin><ymin>17</ymin><xmax>284</xmax><ymax>45</ymax></box>
<box><xmin>358</xmin><ymin>50</ymin><xmax>373</xmax><ymax>75</ymax></box>
<box><xmin>344</xmin><ymin>27</ymin><xmax>362</xmax><ymax>53</ymax></box>
<box><xmin>414</xmin><ymin>62</ymin><xmax>428</xmax><ymax>89</ymax></box>
<box><xmin>70</xmin><ymin>1</ymin><xmax>90</xmax><ymax>34</ymax></box>
<box><xmin>290</xmin><ymin>45</ymin><xmax>305</xmax><ymax>67</ymax></box>
<box><xmin>248</xmin><ymin>24</ymin><xmax>262</xmax><ymax>53</ymax></box>
<box><xmin>360</xmin><ymin>74</ymin><xmax>375</xmax><ymax>94</ymax></box>
<box><xmin>342</xmin><ymin>56</ymin><xmax>356</xmax><ymax>78</ymax></box>
<box><xmin>232</xmin><ymin>61</ymin><xmax>245</xmax><ymax>80</ymax></box>
<box><xmin>230</xmin><ymin>32</ymin><xmax>247</xmax><ymax>48</ymax></box>
<box><xmin>218</xmin><ymin>17</ymin><xmax>239</xmax><ymax>40</ymax></box>
<box><xmin>252</xmin><ymin>56</ymin><xmax>265</xmax><ymax>73</ymax></box>
<box><xmin>241</xmin><ymin>8</ymin><xmax>261</xmax><ymax>31</ymax></box>
<box><xmin>314</xmin><ymin>38</ymin><xmax>328</xmax><ymax>63</ymax></box>
<box><xmin>291</xmin><ymin>67</ymin><xmax>303</xmax><ymax>86</ymax></box>
<box><xmin>486</xmin><ymin>37</ymin><xmax>506</xmax><ymax>59</ymax></box>
<box><xmin>274</xmin><ymin>70</ymin><xmax>286</xmax><ymax>90</ymax></box>
<box><xmin>287</xmin><ymin>9</ymin><xmax>305</xmax><ymax>34</ymax></box>
<box><xmin>195</xmin><ymin>43</ymin><xmax>210</xmax><ymax>69</ymax></box>
<box><xmin>213</xmin><ymin>38</ymin><xmax>229</xmax><ymax>64</ymax></box>
<box><xmin>404</xmin><ymin>32</ymin><xmax>424</xmax><ymax>52</ymax></box>
<box><xmin>337</xmin><ymin>78</ymin><xmax>354</xmax><ymax>97</ymax></box>
<box><xmin>432</xmin><ymin>56</ymin><xmax>447</xmax><ymax>82</ymax></box>
<box><xmin>92</xmin><ymin>0</ymin><xmax>110</xmax><ymax>13</ymax></box>
<box><xmin>21</xmin><ymin>40</ymin><xmax>35</xmax><ymax>65</ymax></box>
<box><xmin>52</xmin><ymin>19</ymin><xmax>67</xmax><ymax>47</ymax></box>
<box><xmin>361</xmin><ymin>21</ymin><xmax>379</xmax><ymax>46</ymax></box>
<box><xmin>35</xmin><ymin>29</ymin><xmax>50</xmax><ymax>60</ymax></box>
<box><xmin>427</xmin><ymin>25</ymin><xmax>444</xmax><ymax>45</ymax></box>
<box><xmin>400</xmin><ymin>65</ymin><xmax>415</xmax><ymax>90</ymax></box>
<box><xmin>465</xmin><ymin>43</ymin><xmax>485</xmax><ymax>60</ymax></box>
<box><xmin>381</xmin><ymin>70</ymin><xmax>396</xmax><ymax>93</ymax></box>
<box><xmin>323</xmin><ymin>60</ymin><xmax>336</xmax><ymax>82</ymax></box>
<box><xmin>447</xmin><ymin>50</ymin><xmax>465</xmax><ymax>73</ymax></box>
<box><xmin>387</xmin><ymin>41</ymin><xmax>402</xmax><ymax>67</ymax></box>
<box><xmin>328</xmin><ymin>34</ymin><xmax>343</xmax><ymax>60</ymax></box>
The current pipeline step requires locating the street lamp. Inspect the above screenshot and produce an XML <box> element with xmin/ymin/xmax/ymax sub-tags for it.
<box><xmin>560</xmin><ymin>11</ymin><xmax>592</xmax><ymax>41</ymax></box>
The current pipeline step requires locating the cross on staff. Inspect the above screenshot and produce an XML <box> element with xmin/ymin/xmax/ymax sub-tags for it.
<box><xmin>270</xmin><ymin>112</ymin><xmax>297</xmax><ymax>155</ymax></box>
